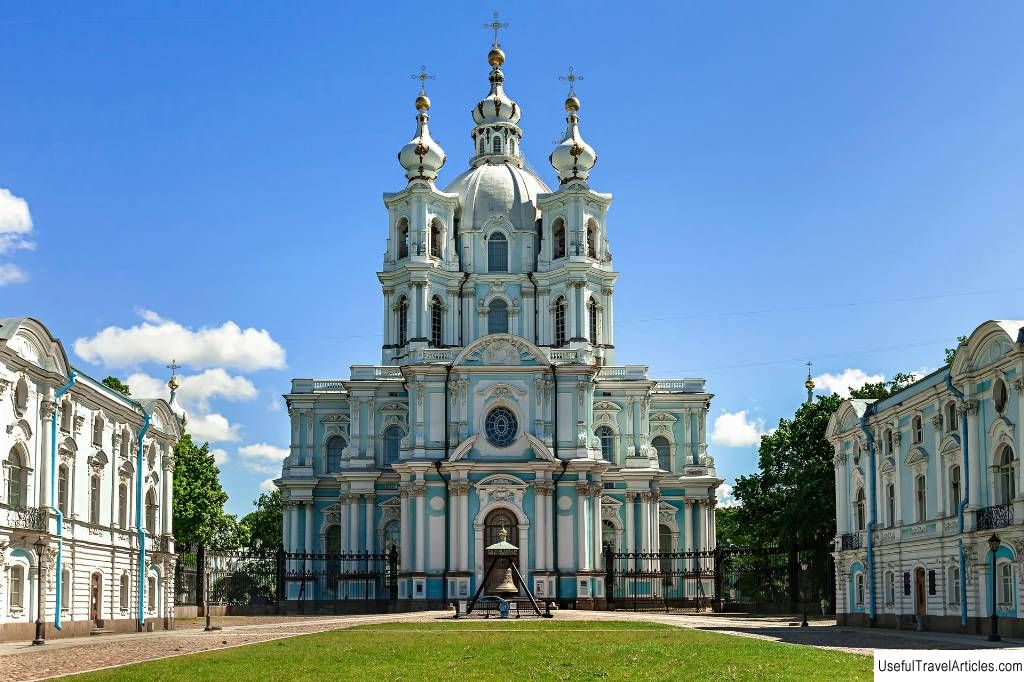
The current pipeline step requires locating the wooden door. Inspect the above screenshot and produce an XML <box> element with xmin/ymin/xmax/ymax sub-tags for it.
<box><xmin>914</xmin><ymin>568</ymin><xmax>926</xmax><ymax>616</ymax></box>
<box><xmin>90</xmin><ymin>573</ymin><xmax>101</xmax><ymax>623</ymax></box>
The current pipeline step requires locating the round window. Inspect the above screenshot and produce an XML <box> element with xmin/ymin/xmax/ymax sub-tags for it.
<box><xmin>994</xmin><ymin>379</ymin><xmax>1008</xmax><ymax>414</ymax></box>
<box><xmin>484</xmin><ymin>407</ymin><xmax>518</xmax><ymax>447</ymax></box>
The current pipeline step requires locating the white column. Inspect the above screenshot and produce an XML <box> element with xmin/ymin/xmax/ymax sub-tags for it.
<box><xmin>624</xmin><ymin>492</ymin><xmax>635</xmax><ymax>553</ymax></box>
<box><xmin>415</xmin><ymin>485</ymin><xmax>425</xmax><ymax>572</ymax></box>
<box><xmin>459</xmin><ymin>489</ymin><xmax>470</xmax><ymax>572</ymax></box>
<box><xmin>288</xmin><ymin>502</ymin><xmax>299</xmax><ymax>552</ymax></box>
<box><xmin>348</xmin><ymin>495</ymin><xmax>360</xmax><ymax>553</ymax></box>
<box><xmin>399</xmin><ymin>488</ymin><xmax>411</xmax><ymax>569</ymax></box>
<box><xmin>576</xmin><ymin>483</ymin><xmax>589</xmax><ymax>570</ymax></box>
<box><xmin>534</xmin><ymin>484</ymin><xmax>547</xmax><ymax>570</ymax></box>
<box><xmin>833</xmin><ymin>448</ymin><xmax>848</xmax><ymax>534</ymax></box>
<box><xmin>283</xmin><ymin>502</ymin><xmax>292</xmax><ymax>552</ymax></box>
<box><xmin>38</xmin><ymin>400</ymin><xmax>55</xmax><ymax>508</ymax></box>
<box><xmin>304</xmin><ymin>501</ymin><xmax>313</xmax><ymax>553</ymax></box>
<box><xmin>639</xmin><ymin>493</ymin><xmax>651</xmax><ymax>553</ymax></box>
<box><xmin>364</xmin><ymin>493</ymin><xmax>375</xmax><ymax>554</ymax></box>
<box><xmin>708</xmin><ymin>499</ymin><xmax>717</xmax><ymax>549</ymax></box>
<box><xmin>592</xmin><ymin>485</ymin><xmax>603</xmax><ymax>568</ymax></box>
<box><xmin>338</xmin><ymin>493</ymin><xmax>350</xmax><ymax>553</ymax></box>
<box><xmin>162</xmin><ymin>460</ymin><xmax>173</xmax><ymax>535</ymax></box>
<box><xmin>965</xmin><ymin>402</ymin><xmax>982</xmax><ymax>509</ymax></box>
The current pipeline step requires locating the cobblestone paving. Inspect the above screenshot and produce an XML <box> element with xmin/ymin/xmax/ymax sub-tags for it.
<box><xmin>0</xmin><ymin>612</ymin><xmax>448</xmax><ymax>682</ymax></box>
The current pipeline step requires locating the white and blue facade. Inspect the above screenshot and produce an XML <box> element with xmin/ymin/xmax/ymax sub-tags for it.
<box><xmin>828</xmin><ymin>320</ymin><xmax>1023</xmax><ymax>636</ymax></box>
<box><xmin>279</xmin><ymin>41</ymin><xmax>722</xmax><ymax>607</ymax></box>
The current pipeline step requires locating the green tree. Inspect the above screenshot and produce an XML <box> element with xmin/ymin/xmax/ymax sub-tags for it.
<box><xmin>944</xmin><ymin>335</ymin><xmax>968</xmax><ymax>365</ymax></box>
<box><xmin>172</xmin><ymin>433</ymin><xmax>229</xmax><ymax>546</ymax></box>
<box><xmin>715</xmin><ymin>506</ymin><xmax>756</xmax><ymax>547</ymax></box>
<box><xmin>209</xmin><ymin>513</ymin><xmax>249</xmax><ymax>550</ymax></box>
<box><xmin>102</xmin><ymin>376</ymin><xmax>131</xmax><ymax>397</ymax></box>
<box><xmin>240</xmin><ymin>488</ymin><xmax>282</xmax><ymax>550</ymax></box>
<box><xmin>847</xmin><ymin>372</ymin><xmax>919</xmax><ymax>401</ymax></box>
<box><xmin>730</xmin><ymin>394</ymin><xmax>843</xmax><ymax>549</ymax></box>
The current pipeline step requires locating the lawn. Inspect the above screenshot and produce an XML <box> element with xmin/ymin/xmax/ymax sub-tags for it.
<box><xmin>70</xmin><ymin>621</ymin><xmax>872</xmax><ymax>681</ymax></box>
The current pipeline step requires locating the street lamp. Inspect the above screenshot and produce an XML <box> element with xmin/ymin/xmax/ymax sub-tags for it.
<box><xmin>800</xmin><ymin>560</ymin><xmax>809</xmax><ymax>627</ymax></box>
<box><xmin>987</xmin><ymin>533</ymin><xmax>1001</xmax><ymax>642</ymax></box>
<box><xmin>32</xmin><ymin>537</ymin><xmax>47</xmax><ymax>646</ymax></box>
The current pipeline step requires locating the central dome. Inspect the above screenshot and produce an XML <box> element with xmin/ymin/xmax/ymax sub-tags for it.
<box><xmin>444</xmin><ymin>162</ymin><xmax>551</xmax><ymax>231</ymax></box>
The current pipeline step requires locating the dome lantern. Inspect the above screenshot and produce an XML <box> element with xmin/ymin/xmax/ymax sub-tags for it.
<box><xmin>470</xmin><ymin>12</ymin><xmax>523</xmax><ymax>167</ymax></box>
<box><xmin>397</xmin><ymin>65</ymin><xmax>446</xmax><ymax>183</ymax></box>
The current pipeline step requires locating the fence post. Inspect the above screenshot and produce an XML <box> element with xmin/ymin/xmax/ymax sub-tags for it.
<box><xmin>388</xmin><ymin>546</ymin><xmax>399</xmax><ymax>602</ymax></box>
<box><xmin>275</xmin><ymin>545</ymin><xmax>286</xmax><ymax>612</ymax></box>
<box><xmin>713</xmin><ymin>546</ymin><xmax>723</xmax><ymax>608</ymax></box>
<box><xmin>195</xmin><ymin>544</ymin><xmax>206</xmax><ymax>617</ymax></box>
<box><xmin>604</xmin><ymin>545</ymin><xmax>615</xmax><ymax>609</ymax></box>
<box><xmin>788</xmin><ymin>547</ymin><xmax>799</xmax><ymax>612</ymax></box>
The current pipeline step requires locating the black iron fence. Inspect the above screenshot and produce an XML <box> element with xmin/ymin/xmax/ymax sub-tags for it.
<box><xmin>976</xmin><ymin>504</ymin><xmax>1014</xmax><ymax>531</ymax></box>
<box><xmin>605</xmin><ymin>544</ymin><xmax>835</xmax><ymax>614</ymax></box>
<box><xmin>174</xmin><ymin>544</ymin><xmax>399</xmax><ymax>612</ymax></box>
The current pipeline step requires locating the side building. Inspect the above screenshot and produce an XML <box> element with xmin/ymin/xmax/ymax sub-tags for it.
<box><xmin>1</xmin><ymin>317</ymin><xmax>181</xmax><ymax>641</ymax></box>
<box><xmin>828</xmin><ymin>319</ymin><xmax>1022</xmax><ymax>636</ymax></box>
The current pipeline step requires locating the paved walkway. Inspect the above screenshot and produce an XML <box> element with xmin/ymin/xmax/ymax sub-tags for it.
<box><xmin>2</xmin><ymin>610</ymin><xmax>1021</xmax><ymax>679</ymax></box>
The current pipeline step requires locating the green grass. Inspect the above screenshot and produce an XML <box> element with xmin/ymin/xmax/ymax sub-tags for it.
<box><xmin>71</xmin><ymin>621</ymin><xmax>872</xmax><ymax>681</ymax></box>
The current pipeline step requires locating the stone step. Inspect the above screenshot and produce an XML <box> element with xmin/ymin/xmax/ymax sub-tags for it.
<box><xmin>89</xmin><ymin>628</ymin><xmax>114</xmax><ymax>636</ymax></box>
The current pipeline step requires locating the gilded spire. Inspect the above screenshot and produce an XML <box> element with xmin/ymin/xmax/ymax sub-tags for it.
<box><xmin>805</xmin><ymin>361</ymin><xmax>815</xmax><ymax>404</ymax></box>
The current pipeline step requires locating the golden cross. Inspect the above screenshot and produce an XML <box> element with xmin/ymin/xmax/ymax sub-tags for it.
<box><xmin>411</xmin><ymin>65</ymin><xmax>434</xmax><ymax>95</ymax></box>
<box><xmin>484</xmin><ymin>11</ymin><xmax>508</xmax><ymax>47</ymax></box>
<box><xmin>559</xmin><ymin>66</ymin><xmax>583</xmax><ymax>96</ymax></box>
<box><xmin>166</xmin><ymin>359</ymin><xmax>181</xmax><ymax>376</ymax></box>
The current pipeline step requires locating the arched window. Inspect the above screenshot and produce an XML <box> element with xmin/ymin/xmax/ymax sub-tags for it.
<box><xmin>478</xmin><ymin>136</ymin><xmax>486</xmax><ymax>155</ymax></box>
<box><xmin>885</xmin><ymin>571</ymin><xmax>895</xmax><ymax>604</ymax></box>
<box><xmin>997</xmin><ymin>445</ymin><xmax>1016</xmax><ymax>505</ymax></box>
<box><xmin>60</xmin><ymin>399</ymin><xmax>73</xmax><ymax>432</ymax></box>
<box><xmin>431</xmin><ymin>296</ymin><xmax>444</xmax><ymax>347</ymax></box>
<box><xmin>325</xmin><ymin>525</ymin><xmax>342</xmax><ymax>554</ymax></box>
<box><xmin>120</xmin><ymin>430</ymin><xmax>130</xmax><ymax>459</ymax></box>
<box><xmin>9</xmin><ymin>565</ymin><xmax>24</xmax><ymax>610</ymax></box>
<box><xmin>912</xmin><ymin>416</ymin><xmax>923</xmax><ymax>444</ymax></box>
<box><xmin>487</xmin><ymin>232</ymin><xmax>508</xmax><ymax>273</ymax></box>
<box><xmin>93</xmin><ymin>414</ymin><xmax>104</xmax><ymax>446</ymax></box>
<box><xmin>999</xmin><ymin>562</ymin><xmax>1013</xmax><ymax>605</ymax></box>
<box><xmin>119</xmin><ymin>573</ymin><xmax>130</xmax><ymax>610</ymax></box>
<box><xmin>147</xmin><ymin>575</ymin><xmax>157</xmax><ymax>611</ymax></box>
<box><xmin>854</xmin><ymin>488</ymin><xmax>866</xmax><ymax>531</ymax></box>
<box><xmin>509</xmin><ymin>138</ymin><xmax>516</xmax><ymax>156</ymax></box>
<box><xmin>884</xmin><ymin>429</ymin><xmax>893</xmax><ymax>455</ymax></box>
<box><xmin>552</xmin><ymin>219</ymin><xmax>566</xmax><ymax>259</ymax></box>
<box><xmin>118</xmin><ymin>483</ymin><xmax>129</xmax><ymax>528</ymax></box>
<box><xmin>886</xmin><ymin>483</ymin><xmax>896</xmax><ymax>527</ymax></box>
<box><xmin>950</xmin><ymin>465</ymin><xmax>961</xmax><ymax>515</ymax></box>
<box><xmin>325</xmin><ymin>436</ymin><xmax>345</xmax><ymax>474</ymax></box>
<box><xmin>383</xmin><ymin>425</ymin><xmax>403</xmax><ymax>465</ymax></box>
<box><xmin>994</xmin><ymin>379</ymin><xmax>1009</xmax><ymax>414</ymax></box>
<box><xmin>855</xmin><ymin>573</ymin><xmax>865</xmax><ymax>606</ymax></box>
<box><xmin>596</xmin><ymin>425</ymin><xmax>614</xmax><ymax>461</ymax></box>
<box><xmin>586</xmin><ymin>219</ymin><xmax>598</xmax><ymax>258</ymax></box>
<box><xmin>602</xmin><ymin>519</ymin><xmax>618</xmax><ymax>551</ymax></box>
<box><xmin>485</xmin><ymin>509</ymin><xmax>518</xmax><ymax>546</ymax></box>
<box><xmin>488</xmin><ymin>299</ymin><xmax>508</xmax><ymax>335</ymax></box>
<box><xmin>58</xmin><ymin>464</ymin><xmax>70</xmax><ymax>516</ymax></box>
<box><xmin>89</xmin><ymin>474</ymin><xmax>101</xmax><ymax>524</ymax></box>
<box><xmin>145</xmin><ymin>488</ymin><xmax>158</xmax><ymax>534</ymax></box>
<box><xmin>492</xmin><ymin>136</ymin><xmax>502</xmax><ymax>154</ymax></box>
<box><xmin>588</xmin><ymin>297</ymin><xmax>599</xmax><ymax>345</ymax></box>
<box><xmin>915</xmin><ymin>474</ymin><xmax>927</xmax><ymax>521</ymax></box>
<box><xmin>652</xmin><ymin>436</ymin><xmax>670</xmax><ymax>471</ymax></box>
<box><xmin>553</xmin><ymin>297</ymin><xmax>567</xmax><ymax>347</ymax></box>
<box><xmin>14</xmin><ymin>377</ymin><xmax>28</xmax><ymax>414</ymax></box>
<box><xmin>6</xmin><ymin>447</ymin><xmax>25</xmax><ymax>507</ymax></box>
<box><xmin>397</xmin><ymin>296</ymin><xmax>408</xmax><ymax>347</ymax></box>
<box><xmin>945</xmin><ymin>401</ymin><xmax>958</xmax><ymax>432</ymax></box>
<box><xmin>396</xmin><ymin>217</ymin><xmax>410</xmax><ymax>259</ymax></box>
<box><xmin>429</xmin><ymin>219</ymin><xmax>442</xmax><ymax>259</ymax></box>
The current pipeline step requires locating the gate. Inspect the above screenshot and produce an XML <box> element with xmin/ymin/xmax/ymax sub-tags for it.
<box><xmin>605</xmin><ymin>544</ymin><xmax>835</xmax><ymax>613</ymax></box>
<box><xmin>284</xmin><ymin>548</ymin><xmax>399</xmax><ymax>607</ymax></box>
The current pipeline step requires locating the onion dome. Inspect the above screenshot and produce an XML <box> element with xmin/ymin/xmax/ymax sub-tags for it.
<box><xmin>550</xmin><ymin>88</ymin><xmax>597</xmax><ymax>185</ymax></box>
<box><xmin>398</xmin><ymin>76</ymin><xmax>446</xmax><ymax>183</ymax></box>
<box><xmin>470</xmin><ymin>45</ymin><xmax>524</xmax><ymax>166</ymax></box>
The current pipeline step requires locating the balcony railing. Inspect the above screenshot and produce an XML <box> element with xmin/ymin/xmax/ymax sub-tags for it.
<box><xmin>840</xmin><ymin>532</ymin><xmax>862</xmax><ymax>551</ymax></box>
<box><xmin>976</xmin><ymin>504</ymin><xmax>1014</xmax><ymax>531</ymax></box>
<box><xmin>8</xmin><ymin>506</ymin><xmax>48</xmax><ymax>532</ymax></box>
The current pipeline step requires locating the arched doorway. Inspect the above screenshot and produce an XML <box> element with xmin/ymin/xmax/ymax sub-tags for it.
<box><xmin>484</xmin><ymin>509</ymin><xmax>519</xmax><ymax>594</ymax></box>
<box><xmin>90</xmin><ymin>572</ymin><xmax>102</xmax><ymax>626</ymax></box>
<box><xmin>914</xmin><ymin>567</ymin><xmax>927</xmax><ymax>620</ymax></box>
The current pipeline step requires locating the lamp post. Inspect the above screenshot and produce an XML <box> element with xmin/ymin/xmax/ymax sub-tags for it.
<box><xmin>32</xmin><ymin>536</ymin><xmax>47</xmax><ymax>646</ymax></box>
<box><xmin>987</xmin><ymin>533</ymin><xmax>1001</xmax><ymax>643</ymax></box>
<box><xmin>800</xmin><ymin>560</ymin><xmax>809</xmax><ymax>627</ymax></box>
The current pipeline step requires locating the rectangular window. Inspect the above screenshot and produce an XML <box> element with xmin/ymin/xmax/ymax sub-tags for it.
<box><xmin>147</xmin><ymin>576</ymin><xmax>156</xmax><ymax>611</ymax></box>
<box><xmin>1000</xmin><ymin>564</ymin><xmax>1013</xmax><ymax>605</ymax></box>
<box><xmin>915</xmin><ymin>475</ymin><xmax>927</xmax><ymax>522</ymax></box>
<box><xmin>120</xmin><ymin>575</ymin><xmax>129</xmax><ymax>610</ymax></box>
<box><xmin>886</xmin><ymin>572</ymin><xmax>895</xmax><ymax>604</ymax></box>
<box><xmin>90</xmin><ymin>476</ymin><xmax>101</xmax><ymax>525</ymax></box>
<box><xmin>58</xmin><ymin>466</ymin><xmax>69</xmax><ymax>516</ymax></box>
<box><xmin>855</xmin><ymin>574</ymin><xmax>865</xmax><ymax>606</ymax></box>
<box><xmin>61</xmin><ymin>570</ymin><xmax>71</xmax><ymax>609</ymax></box>
<box><xmin>118</xmin><ymin>484</ymin><xmax>128</xmax><ymax>528</ymax></box>
<box><xmin>10</xmin><ymin>566</ymin><xmax>24</xmax><ymax>609</ymax></box>
<box><xmin>950</xmin><ymin>567</ymin><xmax>961</xmax><ymax>605</ymax></box>
<box><xmin>487</xmin><ymin>236</ymin><xmax>508</xmax><ymax>273</ymax></box>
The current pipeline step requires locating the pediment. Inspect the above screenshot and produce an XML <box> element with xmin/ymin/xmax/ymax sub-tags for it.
<box><xmin>454</xmin><ymin>334</ymin><xmax>546</xmax><ymax>367</ymax></box>
<box><xmin>906</xmin><ymin>446</ymin><xmax>929</xmax><ymax>466</ymax></box>
<box><xmin>594</xmin><ymin>401</ymin><xmax>621</xmax><ymax>413</ymax></box>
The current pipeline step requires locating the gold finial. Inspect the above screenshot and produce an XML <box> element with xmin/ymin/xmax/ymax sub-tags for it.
<box><xmin>560</xmin><ymin>66</ymin><xmax>583</xmax><ymax>111</ymax></box>
<box><xmin>167</xmin><ymin>359</ymin><xmax>181</xmax><ymax>391</ymax></box>
<box><xmin>498</xmin><ymin>525</ymin><xmax>508</xmax><ymax>542</ymax></box>
<box><xmin>411</xmin><ymin>65</ymin><xmax>434</xmax><ymax>110</ymax></box>
<box><xmin>484</xmin><ymin>11</ymin><xmax>508</xmax><ymax>67</ymax></box>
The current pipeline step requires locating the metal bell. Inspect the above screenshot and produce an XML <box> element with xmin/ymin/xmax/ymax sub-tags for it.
<box><xmin>493</xmin><ymin>567</ymin><xmax>518</xmax><ymax>594</ymax></box>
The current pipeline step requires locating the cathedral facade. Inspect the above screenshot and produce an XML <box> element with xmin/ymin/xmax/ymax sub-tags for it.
<box><xmin>279</xmin><ymin>38</ymin><xmax>721</xmax><ymax>607</ymax></box>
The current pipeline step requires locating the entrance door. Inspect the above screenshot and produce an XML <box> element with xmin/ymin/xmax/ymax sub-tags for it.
<box><xmin>914</xmin><ymin>568</ymin><xmax>926</xmax><ymax>617</ymax></box>
<box><xmin>484</xmin><ymin>509</ymin><xmax>519</xmax><ymax>594</ymax></box>
<box><xmin>90</xmin><ymin>573</ymin><xmax>101</xmax><ymax>624</ymax></box>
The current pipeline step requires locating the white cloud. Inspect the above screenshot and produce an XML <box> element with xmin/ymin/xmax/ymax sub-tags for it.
<box><xmin>259</xmin><ymin>478</ymin><xmax>278</xmax><ymax>493</ymax></box>
<box><xmin>812</xmin><ymin>368</ymin><xmax>885</xmax><ymax>398</ymax></box>
<box><xmin>211</xmin><ymin>448</ymin><xmax>229</xmax><ymax>465</ymax></box>
<box><xmin>186</xmin><ymin>412</ymin><xmax>241</xmax><ymax>443</ymax></box>
<box><xmin>711</xmin><ymin>410</ymin><xmax>767</xmax><ymax>448</ymax></box>
<box><xmin>716</xmin><ymin>482</ymin><xmax>740</xmax><ymax>508</ymax></box>
<box><xmin>73</xmin><ymin>309</ymin><xmax>286</xmax><ymax>371</ymax></box>
<box><xmin>0</xmin><ymin>188</ymin><xmax>34</xmax><ymax>286</ymax></box>
<box><xmin>126</xmin><ymin>368</ymin><xmax>257</xmax><ymax>411</ymax></box>
<box><xmin>0</xmin><ymin>264</ymin><xmax>27</xmax><ymax>286</ymax></box>
<box><xmin>266</xmin><ymin>395</ymin><xmax>282</xmax><ymax>412</ymax></box>
<box><xmin>238</xmin><ymin>442</ymin><xmax>289</xmax><ymax>474</ymax></box>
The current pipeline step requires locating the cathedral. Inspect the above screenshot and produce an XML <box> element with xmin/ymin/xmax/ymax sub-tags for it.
<box><xmin>279</xmin><ymin>32</ymin><xmax>722</xmax><ymax>607</ymax></box>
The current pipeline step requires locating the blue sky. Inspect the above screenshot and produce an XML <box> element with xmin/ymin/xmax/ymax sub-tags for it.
<box><xmin>3</xmin><ymin>1</ymin><xmax>1023</xmax><ymax>516</ymax></box>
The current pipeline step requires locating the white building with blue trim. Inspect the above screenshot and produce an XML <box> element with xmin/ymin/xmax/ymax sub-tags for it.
<box><xmin>0</xmin><ymin>317</ymin><xmax>180</xmax><ymax>640</ymax></box>
<box><xmin>278</xmin><ymin>39</ymin><xmax>722</xmax><ymax>608</ymax></box>
<box><xmin>828</xmin><ymin>320</ymin><xmax>1023</xmax><ymax>636</ymax></box>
